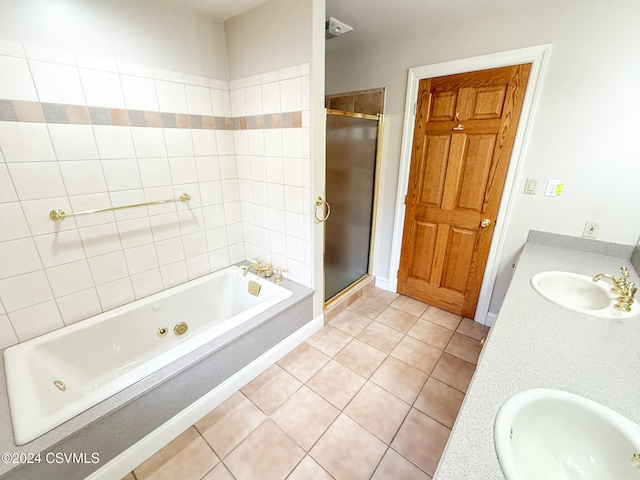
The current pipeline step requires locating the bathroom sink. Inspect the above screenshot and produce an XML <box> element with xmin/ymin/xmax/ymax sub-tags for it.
<box><xmin>530</xmin><ymin>271</ymin><xmax>639</xmax><ymax>319</ymax></box>
<box><xmin>495</xmin><ymin>389</ymin><xmax>640</xmax><ymax>480</ymax></box>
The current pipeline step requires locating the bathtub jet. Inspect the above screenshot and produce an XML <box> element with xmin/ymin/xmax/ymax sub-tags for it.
<box><xmin>3</xmin><ymin>266</ymin><xmax>292</xmax><ymax>445</ymax></box>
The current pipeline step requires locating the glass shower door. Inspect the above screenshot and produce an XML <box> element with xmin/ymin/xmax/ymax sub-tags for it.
<box><xmin>324</xmin><ymin>111</ymin><xmax>379</xmax><ymax>301</ymax></box>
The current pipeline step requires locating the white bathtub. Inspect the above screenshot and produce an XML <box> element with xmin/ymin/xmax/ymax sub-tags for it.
<box><xmin>3</xmin><ymin>266</ymin><xmax>292</xmax><ymax>445</ymax></box>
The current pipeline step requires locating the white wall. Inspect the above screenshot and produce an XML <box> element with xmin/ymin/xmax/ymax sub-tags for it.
<box><xmin>228</xmin><ymin>66</ymin><xmax>313</xmax><ymax>288</ymax></box>
<box><xmin>326</xmin><ymin>0</ymin><xmax>640</xmax><ymax>315</ymax></box>
<box><xmin>224</xmin><ymin>0</ymin><xmax>312</xmax><ymax>80</ymax></box>
<box><xmin>0</xmin><ymin>0</ymin><xmax>229</xmax><ymax>79</ymax></box>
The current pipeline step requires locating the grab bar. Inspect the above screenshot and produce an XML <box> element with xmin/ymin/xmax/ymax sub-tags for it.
<box><xmin>50</xmin><ymin>193</ymin><xmax>191</xmax><ymax>221</ymax></box>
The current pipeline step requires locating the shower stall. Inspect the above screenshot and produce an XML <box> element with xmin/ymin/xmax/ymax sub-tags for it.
<box><xmin>324</xmin><ymin>110</ymin><xmax>381</xmax><ymax>301</ymax></box>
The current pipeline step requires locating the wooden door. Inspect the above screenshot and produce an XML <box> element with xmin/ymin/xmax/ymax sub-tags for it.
<box><xmin>397</xmin><ymin>64</ymin><xmax>531</xmax><ymax>318</ymax></box>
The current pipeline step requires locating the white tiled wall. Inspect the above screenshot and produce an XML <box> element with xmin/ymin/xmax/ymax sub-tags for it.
<box><xmin>231</xmin><ymin>65</ymin><xmax>312</xmax><ymax>286</ymax></box>
<box><xmin>0</xmin><ymin>38</ymin><xmax>312</xmax><ymax>348</ymax></box>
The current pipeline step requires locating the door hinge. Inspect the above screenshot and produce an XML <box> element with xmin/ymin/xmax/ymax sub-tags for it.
<box><xmin>404</xmin><ymin>195</ymin><xmax>407</xmax><ymax>204</ymax></box>
<box><xmin>413</xmin><ymin>102</ymin><xmax>417</xmax><ymax>115</ymax></box>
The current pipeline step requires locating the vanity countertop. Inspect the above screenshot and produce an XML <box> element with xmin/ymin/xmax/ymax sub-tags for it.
<box><xmin>434</xmin><ymin>231</ymin><xmax>640</xmax><ymax>479</ymax></box>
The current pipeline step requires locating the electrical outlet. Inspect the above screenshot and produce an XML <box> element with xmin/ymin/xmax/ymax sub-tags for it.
<box><xmin>582</xmin><ymin>220</ymin><xmax>601</xmax><ymax>238</ymax></box>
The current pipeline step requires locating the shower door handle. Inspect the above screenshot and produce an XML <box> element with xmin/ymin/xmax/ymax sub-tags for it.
<box><xmin>313</xmin><ymin>197</ymin><xmax>331</xmax><ymax>223</ymax></box>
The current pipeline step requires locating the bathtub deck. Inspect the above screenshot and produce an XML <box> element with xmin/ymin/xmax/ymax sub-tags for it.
<box><xmin>126</xmin><ymin>288</ymin><xmax>489</xmax><ymax>480</ymax></box>
<box><xmin>0</xmin><ymin>275</ymin><xmax>313</xmax><ymax>480</ymax></box>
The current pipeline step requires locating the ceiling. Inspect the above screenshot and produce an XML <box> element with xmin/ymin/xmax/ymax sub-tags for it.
<box><xmin>157</xmin><ymin>0</ymin><xmax>532</xmax><ymax>50</ymax></box>
<box><xmin>324</xmin><ymin>0</ymin><xmax>533</xmax><ymax>52</ymax></box>
<box><xmin>158</xmin><ymin>0</ymin><xmax>269</xmax><ymax>21</ymax></box>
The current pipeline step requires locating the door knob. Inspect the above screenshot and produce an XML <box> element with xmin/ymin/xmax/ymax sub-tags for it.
<box><xmin>480</xmin><ymin>218</ymin><xmax>491</xmax><ymax>228</ymax></box>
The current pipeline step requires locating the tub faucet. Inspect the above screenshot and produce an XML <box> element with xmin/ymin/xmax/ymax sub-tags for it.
<box><xmin>593</xmin><ymin>267</ymin><xmax>637</xmax><ymax>311</ymax></box>
<box><xmin>242</xmin><ymin>258</ymin><xmax>272</xmax><ymax>278</ymax></box>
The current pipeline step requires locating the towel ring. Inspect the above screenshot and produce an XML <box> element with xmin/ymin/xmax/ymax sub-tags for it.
<box><xmin>313</xmin><ymin>197</ymin><xmax>331</xmax><ymax>223</ymax></box>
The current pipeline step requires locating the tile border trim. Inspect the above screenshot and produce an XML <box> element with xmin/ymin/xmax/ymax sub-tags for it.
<box><xmin>0</xmin><ymin>99</ymin><xmax>303</xmax><ymax>130</ymax></box>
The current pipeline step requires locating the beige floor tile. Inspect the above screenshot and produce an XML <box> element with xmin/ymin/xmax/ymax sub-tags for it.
<box><xmin>305</xmin><ymin>325</ymin><xmax>353</xmax><ymax>357</ymax></box>
<box><xmin>134</xmin><ymin>427</ymin><xmax>218</xmax><ymax>480</ymax></box>
<box><xmin>390</xmin><ymin>335</ymin><xmax>442</xmax><ymax>374</ymax></box>
<box><xmin>224</xmin><ymin>419</ymin><xmax>305</xmax><ymax>480</ymax></box>
<box><xmin>202</xmin><ymin>462</ymin><xmax>235</xmax><ymax>480</ymax></box>
<box><xmin>407</xmin><ymin>318</ymin><xmax>455</xmax><ymax>350</ymax></box>
<box><xmin>375</xmin><ymin>306</ymin><xmax>419</xmax><ymax>333</ymax></box>
<box><xmin>421</xmin><ymin>306</ymin><xmax>462</xmax><ymax>331</ymax></box>
<box><xmin>121</xmin><ymin>473</ymin><xmax>136</xmax><ymax>480</ymax></box>
<box><xmin>324</xmin><ymin>286</ymin><xmax>367</xmax><ymax>323</ymax></box>
<box><xmin>287</xmin><ymin>455</ymin><xmax>334</xmax><ymax>480</ymax></box>
<box><xmin>196</xmin><ymin>393</ymin><xmax>266</xmax><ymax>458</ymax></box>
<box><xmin>322</xmin><ymin>303</ymin><xmax>343</xmax><ymax>324</ymax></box>
<box><xmin>347</xmin><ymin>294</ymin><xmax>390</xmax><ymax>319</ymax></box>
<box><xmin>310</xmin><ymin>414</ymin><xmax>387</xmax><ymax>480</ymax></box>
<box><xmin>356</xmin><ymin>320</ymin><xmax>404</xmax><ymax>353</ymax></box>
<box><xmin>364</xmin><ymin>287</ymin><xmax>399</xmax><ymax>305</ymax></box>
<box><xmin>305</xmin><ymin>324</ymin><xmax>336</xmax><ymax>346</ymax></box>
<box><xmin>127</xmin><ymin>291</ymin><xmax>481</xmax><ymax>480</ymax></box>
<box><xmin>414</xmin><ymin>377</ymin><xmax>464</xmax><ymax>428</ymax></box>
<box><xmin>334</xmin><ymin>338</ymin><xmax>387</xmax><ymax>378</ymax></box>
<box><xmin>344</xmin><ymin>381</ymin><xmax>411</xmax><ymax>443</ymax></box>
<box><xmin>240</xmin><ymin>363</ymin><xmax>281</xmax><ymax>397</ymax></box>
<box><xmin>430</xmin><ymin>352</ymin><xmax>476</xmax><ymax>393</ymax></box>
<box><xmin>370</xmin><ymin>356</ymin><xmax>428</xmax><ymax>404</ymax></box>
<box><xmin>276</xmin><ymin>340</ymin><xmax>309</xmax><ymax>367</ymax></box>
<box><xmin>391</xmin><ymin>408</ymin><xmax>451</xmax><ymax>477</ymax></box>
<box><xmin>372</xmin><ymin>448</ymin><xmax>432</xmax><ymax>480</ymax></box>
<box><xmin>445</xmin><ymin>332</ymin><xmax>483</xmax><ymax>365</ymax></box>
<box><xmin>390</xmin><ymin>295</ymin><xmax>429</xmax><ymax>317</ymax></box>
<box><xmin>196</xmin><ymin>391</ymin><xmax>245</xmax><ymax>427</ymax></box>
<box><xmin>456</xmin><ymin>317</ymin><xmax>490</xmax><ymax>340</ymax></box>
<box><xmin>277</xmin><ymin>342</ymin><xmax>331</xmax><ymax>383</ymax></box>
<box><xmin>329</xmin><ymin>308</ymin><xmax>372</xmax><ymax>336</ymax></box>
<box><xmin>244</xmin><ymin>365</ymin><xmax>302</xmax><ymax>415</ymax></box>
<box><xmin>307</xmin><ymin>359</ymin><xmax>366</xmax><ymax>409</ymax></box>
<box><xmin>271</xmin><ymin>385</ymin><xmax>340</xmax><ymax>450</ymax></box>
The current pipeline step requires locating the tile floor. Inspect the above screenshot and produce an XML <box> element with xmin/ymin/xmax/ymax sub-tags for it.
<box><xmin>123</xmin><ymin>288</ymin><xmax>489</xmax><ymax>480</ymax></box>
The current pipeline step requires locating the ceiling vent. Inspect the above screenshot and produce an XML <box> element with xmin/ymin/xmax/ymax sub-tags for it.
<box><xmin>325</xmin><ymin>17</ymin><xmax>353</xmax><ymax>39</ymax></box>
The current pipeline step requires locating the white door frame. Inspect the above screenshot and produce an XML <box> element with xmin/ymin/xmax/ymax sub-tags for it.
<box><xmin>388</xmin><ymin>44</ymin><xmax>552</xmax><ymax>325</ymax></box>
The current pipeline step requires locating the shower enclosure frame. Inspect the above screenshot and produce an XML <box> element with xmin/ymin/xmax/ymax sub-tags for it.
<box><xmin>323</xmin><ymin>108</ymin><xmax>384</xmax><ymax>304</ymax></box>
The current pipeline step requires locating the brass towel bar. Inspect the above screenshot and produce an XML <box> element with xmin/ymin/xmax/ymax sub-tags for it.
<box><xmin>49</xmin><ymin>193</ymin><xmax>191</xmax><ymax>222</ymax></box>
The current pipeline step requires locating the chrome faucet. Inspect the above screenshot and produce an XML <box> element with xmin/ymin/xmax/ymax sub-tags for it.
<box><xmin>593</xmin><ymin>267</ymin><xmax>637</xmax><ymax>312</ymax></box>
<box><xmin>241</xmin><ymin>258</ymin><xmax>272</xmax><ymax>278</ymax></box>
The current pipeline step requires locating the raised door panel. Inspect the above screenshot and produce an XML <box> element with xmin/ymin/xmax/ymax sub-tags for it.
<box><xmin>457</xmin><ymin>134</ymin><xmax>497</xmax><ymax>212</ymax></box>
<box><xmin>468</xmin><ymin>85</ymin><xmax>508</xmax><ymax>120</ymax></box>
<box><xmin>440</xmin><ymin>227</ymin><xmax>477</xmax><ymax>293</ymax></box>
<box><xmin>429</xmin><ymin>91</ymin><xmax>458</xmax><ymax>121</ymax></box>
<box><xmin>418</xmin><ymin>135</ymin><xmax>451</xmax><ymax>206</ymax></box>
<box><xmin>410</xmin><ymin>220</ymin><xmax>438</xmax><ymax>281</ymax></box>
<box><xmin>440</xmin><ymin>135</ymin><xmax>467</xmax><ymax>211</ymax></box>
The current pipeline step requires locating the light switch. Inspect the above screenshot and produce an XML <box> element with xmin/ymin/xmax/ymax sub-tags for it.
<box><xmin>524</xmin><ymin>178</ymin><xmax>538</xmax><ymax>195</ymax></box>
